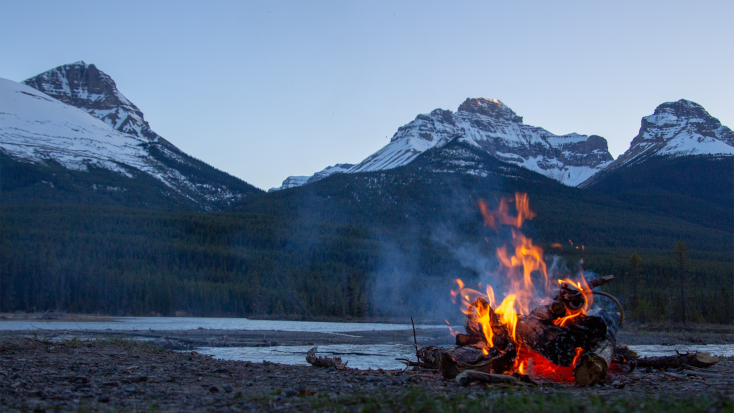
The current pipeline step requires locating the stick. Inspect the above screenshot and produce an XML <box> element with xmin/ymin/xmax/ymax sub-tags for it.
<box><xmin>411</xmin><ymin>316</ymin><xmax>418</xmax><ymax>357</ymax></box>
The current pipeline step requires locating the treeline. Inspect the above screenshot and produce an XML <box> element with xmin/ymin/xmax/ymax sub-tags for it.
<box><xmin>1</xmin><ymin>204</ymin><xmax>732</xmax><ymax>323</ymax></box>
<box><xmin>0</xmin><ymin>205</ymin><xmax>471</xmax><ymax>318</ymax></box>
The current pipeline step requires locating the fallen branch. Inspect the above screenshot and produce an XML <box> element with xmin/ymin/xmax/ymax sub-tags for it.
<box><xmin>636</xmin><ymin>352</ymin><xmax>717</xmax><ymax>370</ymax></box>
<box><xmin>455</xmin><ymin>370</ymin><xmax>519</xmax><ymax>386</ymax></box>
<box><xmin>306</xmin><ymin>347</ymin><xmax>348</xmax><ymax>370</ymax></box>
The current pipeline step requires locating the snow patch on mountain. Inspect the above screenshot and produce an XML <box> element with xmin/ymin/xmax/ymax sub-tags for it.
<box><xmin>0</xmin><ymin>78</ymin><xmax>153</xmax><ymax>175</ymax></box>
<box><xmin>1</xmin><ymin>76</ymin><xmax>253</xmax><ymax>209</ymax></box>
<box><xmin>270</xmin><ymin>163</ymin><xmax>355</xmax><ymax>192</ymax></box>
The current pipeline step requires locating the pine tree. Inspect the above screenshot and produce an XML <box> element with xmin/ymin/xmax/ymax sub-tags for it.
<box><xmin>627</xmin><ymin>252</ymin><xmax>642</xmax><ymax>317</ymax></box>
<box><xmin>673</xmin><ymin>240</ymin><xmax>688</xmax><ymax>323</ymax></box>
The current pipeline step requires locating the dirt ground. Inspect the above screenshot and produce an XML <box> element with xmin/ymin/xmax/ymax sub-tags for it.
<box><xmin>1</xmin><ymin>331</ymin><xmax>733</xmax><ymax>412</ymax></box>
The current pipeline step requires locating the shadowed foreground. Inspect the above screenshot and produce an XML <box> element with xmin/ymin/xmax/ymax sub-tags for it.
<box><xmin>1</xmin><ymin>337</ymin><xmax>733</xmax><ymax>412</ymax></box>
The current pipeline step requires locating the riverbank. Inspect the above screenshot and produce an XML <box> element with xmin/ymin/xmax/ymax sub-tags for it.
<box><xmin>1</xmin><ymin>337</ymin><xmax>733</xmax><ymax>412</ymax></box>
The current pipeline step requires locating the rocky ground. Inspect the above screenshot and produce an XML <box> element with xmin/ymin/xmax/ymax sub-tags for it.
<box><xmin>1</xmin><ymin>335</ymin><xmax>733</xmax><ymax>412</ymax></box>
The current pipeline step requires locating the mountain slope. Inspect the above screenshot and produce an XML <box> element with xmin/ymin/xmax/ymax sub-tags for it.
<box><xmin>583</xmin><ymin>100</ymin><xmax>734</xmax><ymax>232</ymax></box>
<box><xmin>232</xmin><ymin>139</ymin><xmax>731</xmax><ymax>253</ymax></box>
<box><xmin>1</xmin><ymin>63</ymin><xmax>262</xmax><ymax>210</ymax></box>
<box><xmin>272</xmin><ymin>98</ymin><xmax>613</xmax><ymax>190</ymax></box>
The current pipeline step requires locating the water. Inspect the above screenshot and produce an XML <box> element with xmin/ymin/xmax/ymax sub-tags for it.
<box><xmin>4</xmin><ymin>317</ymin><xmax>733</xmax><ymax>370</ymax></box>
<box><xmin>199</xmin><ymin>344</ymin><xmax>418</xmax><ymax>370</ymax></box>
<box><xmin>628</xmin><ymin>344</ymin><xmax>734</xmax><ymax>358</ymax></box>
<box><xmin>0</xmin><ymin>317</ymin><xmax>445</xmax><ymax>333</ymax></box>
<box><xmin>197</xmin><ymin>343</ymin><xmax>734</xmax><ymax>370</ymax></box>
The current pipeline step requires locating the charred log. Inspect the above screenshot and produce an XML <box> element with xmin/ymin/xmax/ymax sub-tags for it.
<box><xmin>439</xmin><ymin>346</ymin><xmax>516</xmax><ymax>379</ymax></box>
<box><xmin>515</xmin><ymin>308</ymin><xmax>608</xmax><ymax>367</ymax></box>
<box><xmin>528</xmin><ymin>301</ymin><xmax>566</xmax><ymax>321</ymax></box>
<box><xmin>455</xmin><ymin>334</ymin><xmax>483</xmax><ymax>347</ymax></box>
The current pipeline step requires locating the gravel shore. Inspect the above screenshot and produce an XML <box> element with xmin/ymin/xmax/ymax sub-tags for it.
<box><xmin>1</xmin><ymin>334</ymin><xmax>733</xmax><ymax>412</ymax></box>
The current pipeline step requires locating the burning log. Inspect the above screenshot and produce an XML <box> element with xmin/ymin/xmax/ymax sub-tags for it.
<box><xmin>439</xmin><ymin>345</ymin><xmax>517</xmax><ymax>379</ymax></box>
<box><xmin>306</xmin><ymin>347</ymin><xmax>348</xmax><ymax>370</ymax></box>
<box><xmin>515</xmin><ymin>304</ymin><xmax>608</xmax><ymax>366</ymax></box>
<box><xmin>636</xmin><ymin>352</ymin><xmax>718</xmax><ymax>370</ymax></box>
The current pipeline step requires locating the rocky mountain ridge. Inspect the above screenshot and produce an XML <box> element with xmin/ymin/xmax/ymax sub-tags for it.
<box><xmin>580</xmin><ymin>99</ymin><xmax>734</xmax><ymax>187</ymax></box>
<box><xmin>273</xmin><ymin>98</ymin><xmax>614</xmax><ymax>190</ymax></box>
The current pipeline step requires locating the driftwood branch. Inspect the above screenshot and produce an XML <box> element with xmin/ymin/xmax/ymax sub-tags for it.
<box><xmin>306</xmin><ymin>347</ymin><xmax>348</xmax><ymax>370</ymax></box>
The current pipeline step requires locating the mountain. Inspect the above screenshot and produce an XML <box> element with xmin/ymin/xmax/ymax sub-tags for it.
<box><xmin>1</xmin><ymin>62</ymin><xmax>261</xmax><ymax>210</ymax></box>
<box><xmin>585</xmin><ymin>99</ymin><xmax>734</xmax><ymax>179</ymax></box>
<box><xmin>583</xmin><ymin>99</ymin><xmax>734</xmax><ymax>232</ymax></box>
<box><xmin>269</xmin><ymin>163</ymin><xmax>354</xmax><ymax>192</ymax></box>
<box><xmin>271</xmin><ymin>98</ymin><xmax>613</xmax><ymax>191</ymax></box>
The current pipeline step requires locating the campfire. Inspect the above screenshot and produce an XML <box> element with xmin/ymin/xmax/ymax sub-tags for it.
<box><xmin>305</xmin><ymin>192</ymin><xmax>721</xmax><ymax>386</ymax></box>
<box><xmin>406</xmin><ymin>193</ymin><xmax>626</xmax><ymax>386</ymax></box>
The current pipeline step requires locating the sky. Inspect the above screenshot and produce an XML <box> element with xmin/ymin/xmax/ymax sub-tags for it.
<box><xmin>2</xmin><ymin>1</ymin><xmax>733</xmax><ymax>190</ymax></box>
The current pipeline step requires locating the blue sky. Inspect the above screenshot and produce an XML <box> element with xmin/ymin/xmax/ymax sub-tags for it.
<box><xmin>2</xmin><ymin>1</ymin><xmax>732</xmax><ymax>190</ymax></box>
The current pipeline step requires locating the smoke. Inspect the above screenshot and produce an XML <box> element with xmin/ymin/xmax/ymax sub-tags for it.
<box><xmin>368</xmin><ymin>229</ymin><xmax>459</xmax><ymax>320</ymax></box>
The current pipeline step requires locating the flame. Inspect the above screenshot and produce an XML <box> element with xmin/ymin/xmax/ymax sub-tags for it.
<box><xmin>553</xmin><ymin>309</ymin><xmax>582</xmax><ymax>326</ymax></box>
<box><xmin>479</xmin><ymin>193</ymin><xmax>536</xmax><ymax>230</ymax></box>
<box><xmin>451</xmin><ymin>193</ymin><xmax>594</xmax><ymax>382</ymax></box>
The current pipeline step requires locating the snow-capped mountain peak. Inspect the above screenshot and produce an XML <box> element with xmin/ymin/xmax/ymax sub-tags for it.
<box><xmin>457</xmin><ymin>97</ymin><xmax>523</xmax><ymax>123</ymax></box>
<box><xmin>272</xmin><ymin>97</ymin><xmax>614</xmax><ymax>190</ymax></box>
<box><xmin>3</xmin><ymin>63</ymin><xmax>261</xmax><ymax>210</ymax></box>
<box><xmin>347</xmin><ymin>98</ymin><xmax>612</xmax><ymax>186</ymax></box>
<box><xmin>21</xmin><ymin>61</ymin><xmax>170</xmax><ymax>146</ymax></box>
<box><xmin>597</xmin><ymin>99</ymin><xmax>734</xmax><ymax>173</ymax></box>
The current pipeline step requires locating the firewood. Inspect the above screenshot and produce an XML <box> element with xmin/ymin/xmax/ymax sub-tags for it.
<box><xmin>455</xmin><ymin>370</ymin><xmax>520</xmax><ymax>386</ymax></box>
<box><xmin>636</xmin><ymin>352</ymin><xmax>718</xmax><ymax>370</ymax></box>
<box><xmin>438</xmin><ymin>346</ymin><xmax>516</xmax><ymax>379</ymax></box>
<box><xmin>556</xmin><ymin>284</ymin><xmax>585</xmax><ymax>309</ymax></box>
<box><xmin>528</xmin><ymin>301</ymin><xmax>566</xmax><ymax>321</ymax></box>
<box><xmin>417</xmin><ymin>346</ymin><xmax>441</xmax><ymax>367</ymax></box>
<box><xmin>514</xmin><ymin>310</ymin><xmax>607</xmax><ymax>367</ymax></box>
<box><xmin>574</xmin><ymin>353</ymin><xmax>609</xmax><ymax>386</ymax></box>
<box><xmin>455</xmin><ymin>334</ymin><xmax>483</xmax><ymax>347</ymax></box>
